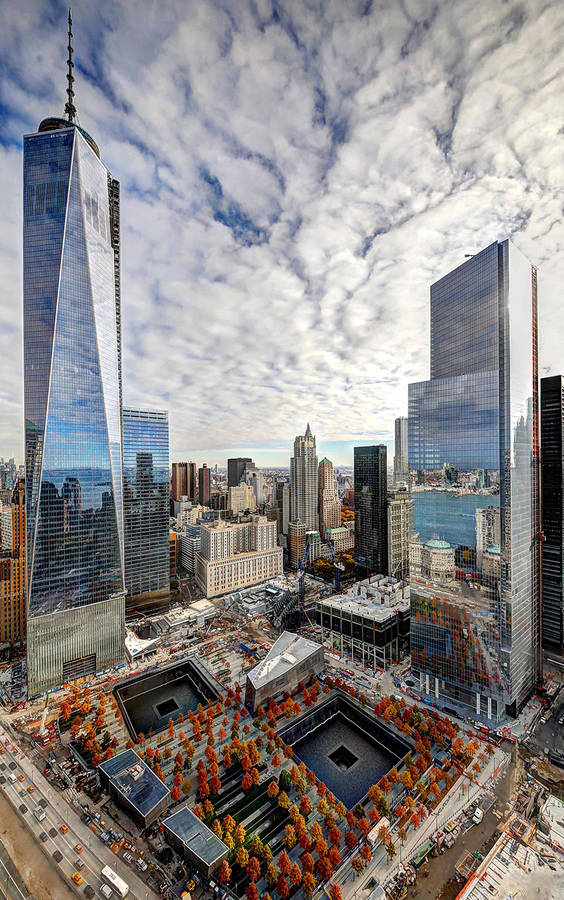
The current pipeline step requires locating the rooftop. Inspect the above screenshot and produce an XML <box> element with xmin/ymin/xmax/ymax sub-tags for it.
<box><xmin>98</xmin><ymin>749</ymin><xmax>170</xmax><ymax>816</ymax></box>
<box><xmin>320</xmin><ymin>575</ymin><xmax>409</xmax><ymax>621</ymax></box>
<box><xmin>247</xmin><ymin>631</ymin><xmax>322</xmax><ymax>689</ymax></box>
<box><xmin>163</xmin><ymin>805</ymin><xmax>228</xmax><ymax>866</ymax></box>
<box><xmin>426</xmin><ymin>538</ymin><xmax>451</xmax><ymax>549</ymax></box>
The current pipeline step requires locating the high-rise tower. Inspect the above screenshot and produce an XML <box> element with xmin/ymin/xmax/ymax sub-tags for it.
<box><xmin>408</xmin><ymin>241</ymin><xmax>540</xmax><ymax>722</ymax></box>
<box><xmin>290</xmin><ymin>425</ymin><xmax>318</xmax><ymax>531</ymax></box>
<box><xmin>318</xmin><ymin>458</ymin><xmax>341</xmax><ymax>537</ymax></box>
<box><xmin>541</xmin><ymin>375</ymin><xmax>564</xmax><ymax>652</ymax></box>
<box><xmin>24</xmin><ymin>13</ymin><xmax>125</xmax><ymax>693</ymax></box>
<box><xmin>393</xmin><ymin>417</ymin><xmax>409</xmax><ymax>485</ymax></box>
<box><xmin>354</xmin><ymin>446</ymin><xmax>388</xmax><ymax>575</ymax></box>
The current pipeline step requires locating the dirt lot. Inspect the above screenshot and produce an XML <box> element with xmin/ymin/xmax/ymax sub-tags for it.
<box><xmin>0</xmin><ymin>789</ymin><xmax>75</xmax><ymax>900</ymax></box>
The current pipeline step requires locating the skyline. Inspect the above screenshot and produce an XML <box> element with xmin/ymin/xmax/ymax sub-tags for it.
<box><xmin>2</xmin><ymin>1</ymin><xmax>564</xmax><ymax>465</ymax></box>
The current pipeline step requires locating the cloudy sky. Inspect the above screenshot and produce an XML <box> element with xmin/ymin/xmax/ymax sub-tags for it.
<box><xmin>1</xmin><ymin>0</ymin><xmax>563</xmax><ymax>466</ymax></box>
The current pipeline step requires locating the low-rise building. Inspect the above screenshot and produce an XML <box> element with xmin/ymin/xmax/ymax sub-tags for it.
<box><xmin>163</xmin><ymin>805</ymin><xmax>228</xmax><ymax>876</ymax></box>
<box><xmin>97</xmin><ymin>749</ymin><xmax>170</xmax><ymax>828</ymax></box>
<box><xmin>245</xmin><ymin>631</ymin><xmax>324</xmax><ymax>710</ymax></box>
<box><xmin>409</xmin><ymin>533</ymin><xmax>455</xmax><ymax>582</ymax></box>
<box><xmin>317</xmin><ymin>575</ymin><xmax>410</xmax><ymax>669</ymax></box>
<box><xmin>195</xmin><ymin>516</ymin><xmax>282</xmax><ymax>599</ymax></box>
<box><xmin>325</xmin><ymin>525</ymin><xmax>354</xmax><ymax>554</ymax></box>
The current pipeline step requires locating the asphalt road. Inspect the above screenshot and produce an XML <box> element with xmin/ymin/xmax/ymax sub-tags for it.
<box><xmin>0</xmin><ymin>725</ymin><xmax>159</xmax><ymax>900</ymax></box>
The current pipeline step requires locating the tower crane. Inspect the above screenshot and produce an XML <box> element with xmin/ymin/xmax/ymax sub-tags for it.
<box><xmin>325</xmin><ymin>532</ymin><xmax>345</xmax><ymax>591</ymax></box>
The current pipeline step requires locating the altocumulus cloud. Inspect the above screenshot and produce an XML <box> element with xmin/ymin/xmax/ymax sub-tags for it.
<box><xmin>1</xmin><ymin>0</ymin><xmax>564</xmax><ymax>464</ymax></box>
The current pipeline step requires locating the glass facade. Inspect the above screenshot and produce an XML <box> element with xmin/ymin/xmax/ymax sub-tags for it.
<box><xmin>24</xmin><ymin>124</ymin><xmax>125</xmax><ymax>692</ymax></box>
<box><xmin>540</xmin><ymin>376</ymin><xmax>564</xmax><ymax>652</ymax></box>
<box><xmin>123</xmin><ymin>408</ymin><xmax>170</xmax><ymax>610</ymax></box>
<box><xmin>409</xmin><ymin>241</ymin><xmax>539</xmax><ymax>722</ymax></box>
<box><xmin>354</xmin><ymin>445</ymin><xmax>388</xmax><ymax>574</ymax></box>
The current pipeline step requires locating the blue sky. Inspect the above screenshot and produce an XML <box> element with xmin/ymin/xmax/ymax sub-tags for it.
<box><xmin>1</xmin><ymin>0</ymin><xmax>564</xmax><ymax>467</ymax></box>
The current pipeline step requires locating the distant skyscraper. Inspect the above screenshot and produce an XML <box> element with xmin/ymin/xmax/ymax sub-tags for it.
<box><xmin>387</xmin><ymin>489</ymin><xmax>414</xmax><ymax>580</ymax></box>
<box><xmin>273</xmin><ymin>481</ymin><xmax>290</xmax><ymax>536</ymax></box>
<box><xmin>541</xmin><ymin>375</ymin><xmax>564</xmax><ymax>652</ymax></box>
<box><xmin>227</xmin><ymin>458</ymin><xmax>254</xmax><ymax>489</ymax></box>
<box><xmin>123</xmin><ymin>408</ymin><xmax>170</xmax><ymax>615</ymax></box>
<box><xmin>0</xmin><ymin>481</ymin><xmax>26</xmax><ymax>648</ymax></box>
<box><xmin>409</xmin><ymin>240</ymin><xmax>540</xmax><ymax>722</ymax></box>
<box><xmin>393</xmin><ymin>417</ymin><xmax>409</xmax><ymax>485</ymax></box>
<box><xmin>244</xmin><ymin>465</ymin><xmax>264</xmax><ymax>506</ymax></box>
<box><xmin>24</xmin><ymin>16</ymin><xmax>125</xmax><ymax>693</ymax></box>
<box><xmin>318</xmin><ymin>458</ymin><xmax>341</xmax><ymax>538</ymax></box>
<box><xmin>354</xmin><ymin>446</ymin><xmax>388</xmax><ymax>575</ymax></box>
<box><xmin>171</xmin><ymin>462</ymin><xmax>197</xmax><ymax>503</ymax></box>
<box><xmin>198</xmin><ymin>464</ymin><xmax>211</xmax><ymax>506</ymax></box>
<box><xmin>290</xmin><ymin>425</ymin><xmax>318</xmax><ymax>531</ymax></box>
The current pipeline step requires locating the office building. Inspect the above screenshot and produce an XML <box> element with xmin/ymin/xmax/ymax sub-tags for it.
<box><xmin>290</xmin><ymin>424</ymin><xmax>318</xmax><ymax>530</ymax></box>
<box><xmin>180</xmin><ymin>524</ymin><xmax>201</xmax><ymax>574</ymax></box>
<box><xmin>195</xmin><ymin>516</ymin><xmax>282</xmax><ymax>599</ymax></box>
<box><xmin>273</xmin><ymin>481</ymin><xmax>290</xmax><ymax>536</ymax></box>
<box><xmin>325</xmin><ymin>526</ymin><xmax>354</xmax><ymax>555</ymax></box>
<box><xmin>169</xmin><ymin>532</ymin><xmax>180</xmax><ymax>578</ymax></box>
<box><xmin>0</xmin><ymin>481</ymin><xmax>26</xmax><ymax>648</ymax></box>
<box><xmin>245</xmin><ymin>631</ymin><xmax>324</xmax><ymax>710</ymax></box>
<box><xmin>198</xmin><ymin>464</ymin><xmax>210</xmax><ymax>506</ymax></box>
<box><xmin>393</xmin><ymin>417</ymin><xmax>409</xmax><ymax>485</ymax></box>
<box><xmin>171</xmin><ymin>462</ymin><xmax>196</xmax><ymax>503</ymax></box>
<box><xmin>387</xmin><ymin>489</ymin><xmax>414</xmax><ymax>579</ymax></box>
<box><xmin>227</xmin><ymin>457</ymin><xmax>254</xmax><ymax>489</ymax></box>
<box><xmin>354</xmin><ymin>445</ymin><xmax>388</xmax><ymax>575</ymax></box>
<box><xmin>24</xmin><ymin>21</ymin><xmax>125</xmax><ymax>693</ymax></box>
<box><xmin>122</xmin><ymin>408</ymin><xmax>170</xmax><ymax>615</ymax></box>
<box><xmin>409</xmin><ymin>241</ymin><xmax>540</xmax><ymax>721</ymax></box>
<box><xmin>228</xmin><ymin>482</ymin><xmax>256</xmax><ymax>515</ymax></box>
<box><xmin>317</xmin><ymin>575</ymin><xmax>410</xmax><ymax>669</ymax></box>
<box><xmin>541</xmin><ymin>375</ymin><xmax>564</xmax><ymax>652</ymax></box>
<box><xmin>244</xmin><ymin>465</ymin><xmax>264</xmax><ymax>506</ymax></box>
<box><xmin>288</xmin><ymin>520</ymin><xmax>307</xmax><ymax>568</ymax></box>
<box><xmin>318</xmin><ymin>457</ymin><xmax>341</xmax><ymax>537</ymax></box>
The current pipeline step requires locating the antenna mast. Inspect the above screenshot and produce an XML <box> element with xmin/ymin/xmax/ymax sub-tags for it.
<box><xmin>64</xmin><ymin>9</ymin><xmax>77</xmax><ymax>122</ymax></box>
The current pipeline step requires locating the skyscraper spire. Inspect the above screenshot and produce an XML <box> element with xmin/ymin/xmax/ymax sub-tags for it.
<box><xmin>64</xmin><ymin>8</ymin><xmax>77</xmax><ymax>122</ymax></box>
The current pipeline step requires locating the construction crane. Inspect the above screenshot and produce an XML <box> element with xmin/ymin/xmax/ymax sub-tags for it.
<box><xmin>325</xmin><ymin>533</ymin><xmax>345</xmax><ymax>591</ymax></box>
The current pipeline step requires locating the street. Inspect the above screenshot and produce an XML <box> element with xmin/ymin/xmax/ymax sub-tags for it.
<box><xmin>0</xmin><ymin>726</ymin><xmax>159</xmax><ymax>900</ymax></box>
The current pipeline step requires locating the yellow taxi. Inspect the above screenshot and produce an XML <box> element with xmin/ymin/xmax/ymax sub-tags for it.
<box><xmin>60</xmin><ymin>823</ymin><xmax>69</xmax><ymax>834</ymax></box>
<box><xmin>71</xmin><ymin>872</ymin><xmax>83</xmax><ymax>886</ymax></box>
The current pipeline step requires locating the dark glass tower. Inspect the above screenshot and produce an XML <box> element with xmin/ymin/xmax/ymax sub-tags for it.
<box><xmin>541</xmin><ymin>375</ymin><xmax>564</xmax><ymax>652</ymax></box>
<box><xmin>24</xmin><ymin>17</ymin><xmax>125</xmax><ymax>692</ymax></box>
<box><xmin>409</xmin><ymin>240</ymin><xmax>540</xmax><ymax>722</ymax></box>
<box><xmin>227</xmin><ymin>458</ymin><xmax>253</xmax><ymax>489</ymax></box>
<box><xmin>354</xmin><ymin>445</ymin><xmax>388</xmax><ymax>575</ymax></box>
<box><xmin>123</xmin><ymin>408</ymin><xmax>170</xmax><ymax>615</ymax></box>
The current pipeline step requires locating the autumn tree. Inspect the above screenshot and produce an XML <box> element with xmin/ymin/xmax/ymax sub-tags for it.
<box><xmin>247</xmin><ymin>856</ymin><xmax>261</xmax><ymax>883</ymax></box>
<box><xmin>217</xmin><ymin>860</ymin><xmax>231</xmax><ymax>884</ymax></box>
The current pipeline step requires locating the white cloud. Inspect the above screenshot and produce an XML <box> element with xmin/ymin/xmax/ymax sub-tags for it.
<box><xmin>0</xmin><ymin>0</ymin><xmax>563</xmax><ymax>465</ymax></box>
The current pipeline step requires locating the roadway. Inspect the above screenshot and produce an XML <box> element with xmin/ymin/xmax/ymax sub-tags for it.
<box><xmin>0</xmin><ymin>725</ymin><xmax>159</xmax><ymax>900</ymax></box>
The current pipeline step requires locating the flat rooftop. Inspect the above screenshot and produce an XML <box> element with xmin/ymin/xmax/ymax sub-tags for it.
<box><xmin>247</xmin><ymin>631</ymin><xmax>321</xmax><ymax>689</ymax></box>
<box><xmin>163</xmin><ymin>805</ymin><xmax>227</xmax><ymax>866</ymax></box>
<box><xmin>320</xmin><ymin>575</ymin><xmax>409</xmax><ymax>621</ymax></box>
<box><xmin>98</xmin><ymin>749</ymin><xmax>170</xmax><ymax>816</ymax></box>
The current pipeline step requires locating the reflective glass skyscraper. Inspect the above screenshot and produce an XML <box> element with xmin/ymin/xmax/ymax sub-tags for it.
<box><xmin>409</xmin><ymin>241</ymin><xmax>540</xmax><ymax>722</ymax></box>
<box><xmin>354</xmin><ymin>445</ymin><xmax>388</xmax><ymax>575</ymax></box>
<box><xmin>24</xmin><ymin>42</ymin><xmax>125</xmax><ymax>692</ymax></box>
<box><xmin>123</xmin><ymin>408</ymin><xmax>170</xmax><ymax>615</ymax></box>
